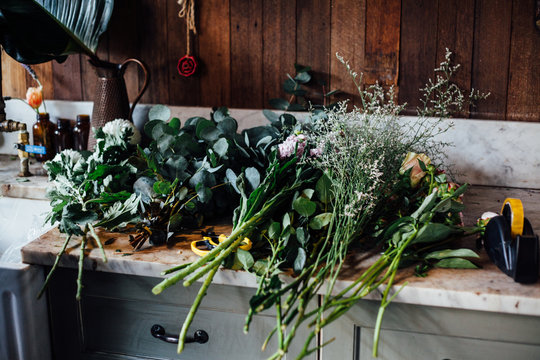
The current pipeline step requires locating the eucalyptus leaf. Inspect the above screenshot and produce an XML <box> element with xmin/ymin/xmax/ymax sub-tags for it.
<box><xmin>268</xmin><ymin>222</ymin><xmax>281</xmax><ymax>240</ymax></box>
<box><xmin>269</xmin><ymin>98</ymin><xmax>290</xmax><ymax>110</ymax></box>
<box><xmin>301</xmin><ymin>189</ymin><xmax>315</xmax><ymax>200</ymax></box>
<box><xmin>213</xmin><ymin>138</ymin><xmax>229</xmax><ymax>157</ymax></box>
<box><xmin>245</xmin><ymin>167</ymin><xmax>260</xmax><ymax>191</ymax></box>
<box><xmin>197</xmin><ymin>186</ymin><xmax>212</xmax><ymax>203</ymax></box>
<box><xmin>293</xmin><ymin>197</ymin><xmax>316</xmax><ymax>217</ymax></box>
<box><xmin>293</xmin><ymin>248</ymin><xmax>307</xmax><ymax>273</ymax></box>
<box><xmin>263</xmin><ymin>109</ymin><xmax>280</xmax><ymax>123</ymax></box>
<box><xmin>294</xmin><ymin>71</ymin><xmax>311</xmax><ymax>84</ymax></box>
<box><xmin>195</xmin><ymin>119</ymin><xmax>215</xmax><ymax>138</ymax></box>
<box><xmin>200</xmin><ymin>126</ymin><xmax>222</xmax><ymax>142</ymax></box>
<box><xmin>216</xmin><ymin>117</ymin><xmax>238</xmax><ymax>135</ymax></box>
<box><xmin>212</xmin><ymin>107</ymin><xmax>229</xmax><ymax>122</ymax></box>
<box><xmin>168</xmin><ymin>117</ymin><xmax>181</xmax><ymax>130</ymax></box>
<box><xmin>226</xmin><ymin>169</ymin><xmax>240</xmax><ymax>194</ymax></box>
<box><xmin>149</xmin><ymin>105</ymin><xmax>171</xmax><ymax>121</ymax></box>
<box><xmin>435</xmin><ymin>258</ymin><xmax>478</xmax><ymax>269</ymax></box>
<box><xmin>296</xmin><ymin>227</ymin><xmax>308</xmax><ymax>246</ymax></box>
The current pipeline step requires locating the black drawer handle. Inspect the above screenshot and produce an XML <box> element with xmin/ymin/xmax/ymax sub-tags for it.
<box><xmin>151</xmin><ymin>324</ymin><xmax>209</xmax><ymax>344</ymax></box>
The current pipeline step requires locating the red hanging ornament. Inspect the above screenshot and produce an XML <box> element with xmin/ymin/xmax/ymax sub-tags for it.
<box><xmin>178</xmin><ymin>55</ymin><xmax>197</xmax><ymax>77</ymax></box>
<box><xmin>177</xmin><ymin>0</ymin><xmax>198</xmax><ymax>78</ymax></box>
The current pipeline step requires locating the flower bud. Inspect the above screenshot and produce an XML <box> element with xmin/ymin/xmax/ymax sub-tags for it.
<box><xmin>26</xmin><ymin>86</ymin><xmax>43</xmax><ymax>109</ymax></box>
<box><xmin>399</xmin><ymin>152</ymin><xmax>431</xmax><ymax>187</ymax></box>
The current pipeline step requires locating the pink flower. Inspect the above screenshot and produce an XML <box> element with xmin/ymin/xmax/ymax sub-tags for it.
<box><xmin>399</xmin><ymin>152</ymin><xmax>431</xmax><ymax>187</ymax></box>
<box><xmin>278</xmin><ymin>134</ymin><xmax>307</xmax><ymax>159</ymax></box>
<box><xmin>309</xmin><ymin>147</ymin><xmax>322</xmax><ymax>158</ymax></box>
<box><xmin>26</xmin><ymin>86</ymin><xmax>43</xmax><ymax>110</ymax></box>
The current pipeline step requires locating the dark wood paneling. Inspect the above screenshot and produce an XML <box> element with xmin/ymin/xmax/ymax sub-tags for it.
<box><xmin>230</xmin><ymin>0</ymin><xmax>263</xmax><ymax>109</ymax></box>
<box><xmin>436</xmin><ymin>0</ymin><xmax>475</xmax><ymax>117</ymax></box>
<box><xmin>52</xmin><ymin>55</ymin><xmax>82</xmax><ymax>101</ymax></box>
<box><xmin>166</xmin><ymin>0</ymin><xmax>200</xmax><ymax>106</ymax></box>
<box><xmin>199</xmin><ymin>0</ymin><xmax>231</xmax><ymax>107</ymax></box>
<box><xmin>506</xmin><ymin>0</ymin><xmax>540</xmax><ymax>121</ymax></box>
<box><xmin>262</xmin><ymin>0</ymin><xmax>296</xmax><ymax>109</ymax></box>
<box><xmin>364</xmin><ymin>0</ymin><xmax>401</xmax><ymax>88</ymax></box>
<box><xmin>471</xmin><ymin>0</ymin><xmax>513</xmax><ymax>120</ymax></box>
<box><xmin>1</xmin><ymin>0</ymin><xmax>538</xmax><ymax>121</ymax></box>
<box><xmin>137</xmin><ymin>0</ymin><xmax>169</xmax><ymax>105</ymax></box>
<box><xmin>330</xmin><ymin>0</ymin><xmax>366</xmax><ymax>107</ymax></box>
<box><xmin>398</xmin><ymin>0</ymin><xmax>439</xmax><ymax>113</ymax></box>
<box><xmin>297</xmin><ymin>0</ymin><xmax>331</xmax><ymax>106</ymax></box>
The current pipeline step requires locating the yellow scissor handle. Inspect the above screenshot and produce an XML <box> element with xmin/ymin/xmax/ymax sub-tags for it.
<box><xmin>218</xmin><ymin>234</ymin><xmax>252</xmax><ymax>251</ymax></box>
<box><xmin>191</xmin><ymin>240</ymin><xmax>211</xmax><ymax>257</ymax></box>
<box><xmin>501</xmin><ymin>198</ymin><xmax>524</xmax><ymax>239</ymax></box>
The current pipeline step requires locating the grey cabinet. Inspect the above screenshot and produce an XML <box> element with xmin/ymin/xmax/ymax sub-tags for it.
<box><xmin>47</xmin><ymin>269</ymin><xmax>314</xmax><ymax>360</ymax></box>
<box><xmin>321</xmin><ymin>299</ymin><xmax>540</xmax><ymax>360</ymax></box>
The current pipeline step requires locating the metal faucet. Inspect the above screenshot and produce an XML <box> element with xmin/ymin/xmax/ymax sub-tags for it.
<box><xmin>0</xmin><ymin>52</ymin><xmax>32</xmax><ymax>177</ymax></box>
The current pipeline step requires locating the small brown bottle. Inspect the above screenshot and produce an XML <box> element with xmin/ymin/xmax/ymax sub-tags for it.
<box><xmin>73</xmin><ymin>114</ymin><xmax>90</xmax><ymax>151</ymax></box>
<box><xmin>54</xmin><ymin>118</ymin><xmax>73</xmax><ymax>153</ymax></box>
<box><xmin>32</xmin><ymin>112</ymin><xmax>55</xmax><ymax>162</ymax></box>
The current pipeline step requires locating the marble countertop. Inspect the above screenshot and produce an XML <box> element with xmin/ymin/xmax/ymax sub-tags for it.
<box><xmin>0</xmin><ymin>154</ymin><xmax>49</xmax><ymax>200</ymax></box>
<box><xmin>21</xmin><ymin>185</ymin><xmax>540</xmax><ymax>317</ymax></box>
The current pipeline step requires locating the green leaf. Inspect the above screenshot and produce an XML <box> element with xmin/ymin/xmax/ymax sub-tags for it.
<box><xmin>200</xmin><ymin>126</ymin><xmax>222</xmax><ymax>142</ymax></box>
<box><xmin>197</xmin><ymin>186</ymin><xmax>212</xmax><ymax>203</ymax></box>
<box><xmin>283</xmin><ymin>78</ymin><xmax>298</xmax><ymax>93</ymax></box>
<box><xmin>96</xmin><ymin>194</ymin><xmax>141</xmax><ymax>230</ymax></box>
<box><xmin>263</xmin><ymin>109</ymin><xmax>280</xmax><ymax>123</ymax></box>
<box><xmin>226</xmin><ymin>169</ymin><xmax>239</xmax><ymax>194</ymax></box>
<box><xmin>149</xmin><ymin>105</ymin><xmax>171</xmax><ymax>121</ymax></box>
<box><xmin>237</xmin><ymin>249</ymin><xmax>254</xmax><ymax>271</ymax></box>
<box><xmin>216</xmin><ymin>117</ymin><xmax>238</xmax><ymax>135</ymax></box>
<box><xmin>296</xmin><ymin>227</ymin><xmax>307</xmax><ymax>246</ymax></box>
<box><xmin>295</xmin><ymin>71</ymin><xmax>311</xmax><ymax>84</ymax></box>
<box><xmin>168</xmin><ymin>117</ymin><xmax>181</xmax><ymax>130</ymax></box>
<box><xmin>301</xmin><ymin>188</ymin><xmax>315</xmax><ymax>200</ymax></box>
<box><xmin>168</xmin><ymin>213</ymin><xmax>183</xmax><ymax>232</ymax></box>
<box><xmin>293</xmin><ymin>197</ymin><xmax>316</xmax><ymax>217</ymax></box>
<box><xmin>280</xmin><ymin>114</ymin><xmax>297</xmax><ymax>127</ymax></box>
<box><xmin>245</xmin><ymin>167</ymin><xmax>260</xmax><ymax>191</ymax></box>
<box><xmin>434</xmin><ymin>173</ymin><xmax>447</xmax><ymax>183</ymax></box>
<box><xmin>412</xmin><ymin>223</ymin><xmax>458</xmax><ymax>244</ymax></box>
<box><xmin>195</xmin><ymin>119</ymin><xmax>215</xmax><ymax>138</ymax></box>
<box><xmin>425</xmin><ymin>248</ymin><xmax>479</xmax><ymax>260</ymax></box>
<box><xmin>293</xmin><ymin>248</ymin><xmax>307</xmax><ymax>273</ymax></box>
<box><xmin>252</xmin><ymin>260</ymin><xmax>268</xmax><ymax>277</ymax></box>
<box><xmin>452</xmin><ymin>183</ymin><xmax>468</xmax><ymax>198</ymax></box>
<box><xmin>212</xmin><ymin>107</ymin><xmax>229</xmax><ymax>122</ymax></box>
<box><xmin>268</xmin><ymin>222</ymin><xmax>281</xmax><ymax>240</ymax></box>
<box><xmin>213</xmin><ymin>138</ymin><xmax>229</xmax><ymax>157</ymax></box>
<box><xmin>282</xmin><ymin>213</ymin><xmax>291</xmax><ymax>229</ymax></box>
<box><xmin>315</xmin><ymin>173</ymin><xmax>333</xmax><ymax>204</ymax></box>
<box><xmin>269</xmin><ymin>98</ymin><xmax>290</xmax><ymax>110</ymax></box>
<box><xmin>435</xmin><ymin>258</ymin><xmax>478</xmax><ymax>269</ymax></box>
<box><xmin>309</xmin><ymin>213</ymin><xmax>333</xmax><ymax>230</ymax></box>
<box><xmin>325</xmin><ymin>89</ymin><xmax>341</xmax><ymax>97</ymax></box>
<box><xmin>153</xmin><ymin>180</ymin><xmax>171</xmax><ymax>195</ymax></box>
<box><xmin>411</xmin><ymin>190</ymin><xmax>438</xmax><ymax>220</ymax></box>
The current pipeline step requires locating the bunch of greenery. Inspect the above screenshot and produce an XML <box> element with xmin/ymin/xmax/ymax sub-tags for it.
<box><xmin>130</xmin><ymin>105</ymin><xmax>299</xmax><ymax>247</ymax></box>
<box><xmin>153</xmin><ymin>50</ymin><xmax>487</xmax><ymax>359</ymax></box>
<box><xmin>269</xmin><ymin>64</ymin><xmax>340</xmax><ymax>111</ymax></box>
<box><xmin>41</xmin><ymin>119</ymin><xmax>142</xmax><ymax>300</ymax></box>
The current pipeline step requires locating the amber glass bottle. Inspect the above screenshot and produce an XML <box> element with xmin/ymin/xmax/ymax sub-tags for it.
<box><xmin>73</xmin><ymin>114</ymin><xmax>90</xmax><ymax>151</ymax></box>
<box><xmin>32</xmin><ymin>112</ymin><xmax>55</xmax><ymax>162</ymax></box>
<box><xmin>54</xmin><ymin>118</ymin><xmax>73</xmax><ymax>153</ymax></box>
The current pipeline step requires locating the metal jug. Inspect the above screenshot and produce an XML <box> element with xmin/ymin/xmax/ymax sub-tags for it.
<box><xmin>88</xmin><ymin>58</ymin><xmax>149</xmax><ymax>149</ymax></box>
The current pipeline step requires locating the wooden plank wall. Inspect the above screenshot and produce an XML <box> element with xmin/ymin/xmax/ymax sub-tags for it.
<box><xmin>2</xmin><ymin>0</ymin><xmax>539</xmax><ymax>121</ymax></box>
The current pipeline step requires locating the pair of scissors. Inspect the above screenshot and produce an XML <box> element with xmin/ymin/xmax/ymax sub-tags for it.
<box><xmin>190</xmin><ymin>231</ymin><xmax>252</xmax><ymax>257</ymax></box>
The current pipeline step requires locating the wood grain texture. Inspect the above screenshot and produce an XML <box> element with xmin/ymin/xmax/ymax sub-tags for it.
<box><xmin>52</xmin><ymin>55</ymin><xmax>83</xmax><ymax>100</ymax></box>
<box><xmin>297</xmin><ymin>0</ymin><xmax>331</xmax><ymax>106</ymax></box>
<box><xmin>107</xmin><ymin>0</ymin><xmax>141</xmax><ymax>107</ymax></box>
<box><xmin>398</xmin><ymin>0</ymin><xmax>439</xmax><ymax>114</ymax></box>
<box><xmin>1</xmin><ymin>50</ymin><xmax>27</xmax><ymax>99</ymax></box>
<box><xmin>506</xmin><ymin>0</ymin><xmax>540</xmax><ymax>121</ymax></box>
<box><xmin>471</xmin><ymin>0</ymin><xmax>513</xmax><ymax>120</ymax></box>
<box><xmin>364</xmin><ymin>0</ymin><xmax>401</xmax><ymax>88</ymax></box>
<box><xmin>262</xmin><ymin>0</ymin><xmax>296</xmax><ymax>109</ymax></box>
<box><xmin>137</xmin><ymin>0</ymin><xmax>169</xmax><ymax>105</ymax></box>
<box><xmin>330</xmin><ymin>0</ymin><xmax>366</xmax><ymax>107</ymax></box>
<box><xmin>166</xmin><ymin>0</ymin><xmax>200</xmax><ymax>106</ymax></box>
<box><xmin>436</xmin><ymin>0</ymin><xmax>475</xmax><ymax>118</ymax></box>
<box><xmin>230</xmin><ymin>0</ymin><xmax>263</xmax><ymax>108</ymax></box>
<box><xmin>198</xmin><ymin>0</ymin><xmax>231</xmax><ymax>107</ymax></box>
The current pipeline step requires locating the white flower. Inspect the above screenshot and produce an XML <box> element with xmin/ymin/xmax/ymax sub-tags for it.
<box><xmin>56</xmin><ymin>149</ymin><xmax>82</xmax><ymax>168</ymax></box>
<box><xmin>102</xmin><ymin>119</ymin><xmax>141</xmax><ymax>145</ymax></box>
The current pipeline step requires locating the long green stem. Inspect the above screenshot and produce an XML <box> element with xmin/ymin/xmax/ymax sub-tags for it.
<box><xmin>76</xmin><ymin>235</ymin><xmax>87</xmax><ymax>301</ymax></box>
<box><xmin>37</xmin><ymin>234</ymin><xmax>72</xmax><ymax>299</ymax></box>
<box><xmin>177</xmin><ymin>264</ymin><xmax>219</xmax><ymax>354</ymax></box>
<box><xmin>88</xmin><ymin>223</ymin><xmax>107</xmax><ymax>263</ymax></box>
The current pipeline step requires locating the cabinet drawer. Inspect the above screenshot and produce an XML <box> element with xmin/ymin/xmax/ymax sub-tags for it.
<box><xmin>48</xmin><ymin>268</ymin><xmax>314</xmax><ymax>360</ymax></box>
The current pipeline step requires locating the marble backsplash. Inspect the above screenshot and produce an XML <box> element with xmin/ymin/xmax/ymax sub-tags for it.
<box><xmin>1</xmin><ymin>100</ymin><xmax>538</xmax><ymax>189</ymax></box>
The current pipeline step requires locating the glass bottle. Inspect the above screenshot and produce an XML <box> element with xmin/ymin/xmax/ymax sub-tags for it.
<box><xmin>54</xmin><ymin>118</ymin><xmax>73</xmax><ymax>153</ymax></box>
<box><xmin>73</xmin><ymin>114</ymin><xmax>90</xmax><ymax>151</ymax></box>
<box><xmin>32</xmin><ymin>112</ymin><xmax>55</xmax><ymax>162</ymax></box>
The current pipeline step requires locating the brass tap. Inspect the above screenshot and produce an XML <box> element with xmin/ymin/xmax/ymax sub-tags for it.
<box><xmin>0</xmin><ymin>119</ymin><xmax>32</xmax><ymax>177</ymax></box>
<box><xmin>0</xmin><ymin>119</ymin><xmax>27</xmax><ymax>132</ymax></box>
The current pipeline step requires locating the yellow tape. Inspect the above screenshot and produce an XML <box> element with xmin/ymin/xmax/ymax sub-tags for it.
<box><xmin>502</xmin><ymin>198</ymin><xmax>524</xmax><ymax>238</ymax></box>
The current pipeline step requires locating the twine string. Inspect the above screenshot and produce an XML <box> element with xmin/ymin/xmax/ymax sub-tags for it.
<box><xmin>178</xmin><ymin>0</ymin><xmax>196</xmax><ymax>55</ymax></box>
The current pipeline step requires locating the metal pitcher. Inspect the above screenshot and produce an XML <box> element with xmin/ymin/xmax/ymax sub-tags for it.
<box><xmin>88</xmin><ymin>58</ymin><xmax>149</xmax><ymax>149</ymax></box>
